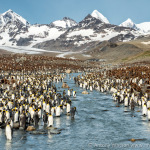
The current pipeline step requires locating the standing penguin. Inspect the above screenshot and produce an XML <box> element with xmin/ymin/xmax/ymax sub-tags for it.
<box><xmin>142</xmin><ymin>103</ymin><xmax>147</xmax><ymax>116</ymax></box>
<box><xmin>43</xmin><ymin>110</ymin><xmax>48</xmax><ymax>124</ymax></box>
<box><xmin>90</xmin><ymin>85</ymin><xmax>93</xmax><ymax>92</ymax></box>
<box><xmin>51</xmin><ymin>107</ymin><xmax>55</xmax><ymax>116</ymax></box>
<box><xmin>73</xmin><ymin>91</ymin><xmax>76</xmax><ymax>98</ymax></box>
<box><xmin>5</xmin><ymin>122</ymin><xmax>13</xmax><ymax>140</ymax></box>
<box><xmin>70</xmin><ymin>107</ymin><xmax>77</xmax><ymax>118</ymax></box>
<box><xmin>55</xmin><ymin>106</ymin><xmax>61</xmax><ymax>117</ymax></box>
<box><xmin>66</xmin><ymin>103</ymin><xmax>71</xmax><ymax>114</ymax></box>
<box><xmin>130</xmin><ymin>99</ymin><xmax>135</xmax><ymax>111</ymax></box>
<box><xmin>38</xmin><ymin>107</ymin><xmax>42</xmax><ymax>119</ymax></box>
<box><xmin>68</xmin><ymin>89</ymin><xmax>71</xmax><ymax>97</ymax></box>
<box><xmin>33</xmin><ymin>109</ymin><xmax>39</xmax><ymax>127</ymax></box>
<box><xmin>124</xmin><ymin>96</ymin><xmax>129</xmax><ymax>107</ymax></box>
<box><xmin>47</xmin><ymin>114</ymin><xmax>53</xmax><ymax>127</ymax></box>
<box><xmin>19</xmin><ymin>111</ymin><xmax>26</xmax><ymax>130</ymax></box>
<box><xmin>14</xmin><ymin>110</ymin><xmax>19</xmax><ymax>123</ymax></box>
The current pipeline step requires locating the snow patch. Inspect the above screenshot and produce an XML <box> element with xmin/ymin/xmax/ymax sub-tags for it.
<box><xmin>15</xmin><ymin>26</ymin><xmax>65</xmax><ymax>47</ymax></box>
<box><xmin>67</xmin><ymin>29</ymin><xmax>94</xmax><ymax>37</ymax></box>
<box><xmin>56</xmin><ymin>52</ymin><xmax>77</xmax><ymax>58</ymax></box>
<box><xmin>0</xmin><ymin>46</ymin><xmax>62</xmax><ymax>54</ymax></box>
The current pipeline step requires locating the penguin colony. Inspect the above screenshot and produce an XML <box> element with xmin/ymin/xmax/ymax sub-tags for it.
<box><xmin>74</xmin><ymin>65</ymin><xmax>150</xmax><ymax>119</ymax></box>
<box><xmin>0</xmin><ymin>71</ymin><xmax>76</xmax><ymax>140</ymax></box>
<box><xmin>0</xmin><ymin>54</ymin><xmax>93</xmax><ymax>72</ymax></box>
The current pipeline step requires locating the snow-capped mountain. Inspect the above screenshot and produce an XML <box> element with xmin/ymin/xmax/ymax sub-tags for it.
<box><xmin>0</xmin><ymin>9</ymin><xmax>31</xmax><ymax>46</ymax></box>
<box><xmin>119</xmin><ymin>18</ymin><xmax>137</xmax><ymax>29</ymax></box>
<box><xmin>50</xmin><ymin>17</ymin><xmax>77</xmax><ymax>29</ymax></box>
<box><xmin>15</xmin><ymin>24</ymin><xmax>66</xmax><ymax>46</ymax></box>
<box><xmin>34</xmin><ymin>14</ymin><xmax>137</xmax><ymax>51</ymax></box>
<box><xmin>120</xmin><ymin>19</ymin><xmax>150</xmax><ymax>33</ymax></box>
<box><xmin>136</xmin><ymin>22</ymin><xmax>150</xmax><ymax>33</ymax></box>
<box><xmin>0</xmin><ymin>9</ymin><xmax>29</xmax><ymax>27</ymax></box>
<box><xmin>0</xmin><ymin>10</ymin><xmax>67</xmax><ymax>46</ymax></box>
<box><xmin>0</xmin><ymin>9</ymin><xmax>149</xmax><ymax>52</ymax></box>
<box><xmin>91</xmin><ymin>10</ymin><xmax>109</xmax><ymax>24</ymax></box>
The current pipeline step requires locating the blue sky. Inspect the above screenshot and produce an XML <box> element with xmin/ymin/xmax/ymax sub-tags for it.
<box><xmin>0</xmin><ymin>0</ymin><xmax>150</xmax><ymax>25</ymax></box>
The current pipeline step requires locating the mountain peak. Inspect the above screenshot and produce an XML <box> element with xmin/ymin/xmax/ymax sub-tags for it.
<box><xmin>63</xmin><ymin>17</ymin><xmax>73</xmax><ymax>20</ymax></box>
<box><xmin>91</xmin><ymin>10</ymin><xmax>109</xmax><ymax>24</ymax></box>
<box><xmin>0</xmin><ymin>9</ymin><xmax>30</xmax><ymax>26</ymax></box>
<box><xmin>126</xmin><ymin>18</ymin><xmax>133</xmax><ymax>22</ymax></box>
<box><xmin>119</xmin><ymin>18</ymin><xmax>135</xmax><ymax>28</ymax></box>
<box><xmin>50</xmin><ymin>17</ymin><xmax>77</xmax><ymax>29</ymax></box>
<box><xmin>124</xmin><ymin>18</ymin><xmax>134</xmax><ymax>25</ymax></box>
<box><xmin>5</xmin><ymin>9</ymin><xmax>13</xmax><ymax>13</ymax></box>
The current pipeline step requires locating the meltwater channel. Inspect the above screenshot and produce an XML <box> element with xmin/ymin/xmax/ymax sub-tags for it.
<box><xmin>1</xmin><ymin>73</ymin><xmax>150</xmax><ymax>150</ymax></box>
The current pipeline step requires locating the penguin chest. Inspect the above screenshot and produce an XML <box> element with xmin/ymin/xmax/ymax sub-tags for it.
<box><xmin>68</xmin><ymin>90</ymin><xmax>71</xmax><ymax>96</ymax></box>
<box><xmin>14</xmin><ymin>112</ymin><xmax>19</xmax><ymax>122</ymax></box>
<box><xmin>46</xmin><ymin>104</ymin><xmax>50</xmax><ymax>113</ymax></box>
<box><xmin>31</xmin><ymin>111</ymin><xmax>35</xmax><ymax>119</ymax></box>
<box><xmin>66</xmin><ymin>103</ymin><xmax>70</xmax><ymax>113</ymax></box>
<box><xmin>6</xmin><ymin>112</ymin><xmax>10</xmax><ymax>120</ymax></box>
<box><xmin>43</xmin><ymin>103</ymin><xmax>46</xmax><ymax>111</ymax></box>
<box><xmin>38</xmin><ymin>110</ymin><xmax>42</xmax><ymax>118</ymax></box>
<box><xmin>5</xmin><ymin>125</ymin><xmax>12</xmax><ymax>140</ymax></box>
<box><xmin>80</xmin><ymin>83</ymin><xmax>82</xmax><ymax>88</ymax></box>
<box><xmin>142</xmin><ymin>106</ymin><xmax>147</xmax><ymax>115</ymax></box>
<box><xmin>73</xmin><ymin>91</ymin><xmax>76</xmax><ymax>97</ymax></box>
<box><xmin>8</xmin><ymin>102</ymin><xmax>12</xmax><ymax>109</ymax></box>
<box><xmin>29</xmin><ymin>107</ymin><xmax>33</xmax><ymax>114</ymax></box>
<box><xmin>90</xmin><ymin>86</ymin><xmax>93</xmax><ymax>91</ymax></box>
<box><xmin>124</xmin><ymin>98</ymin><xmax>128</xmax><ymax>106</ymax></box>
<box><xmin>56</xmin><ymin>107</ymin><xmax>61</xmax><ymax>116</ymax></box>
<box><xmin>48</xmin><ymin>115</ymin><xmax>53</xmax><ymax>126</ymax></box>
<box><xmin>51</xmin><ymin>107</ymin><xmax>55</xmax><ymax>115</ymax></box>
<box><xmin>147</xmin><ymin>101</ymin><xmax>150</xmax><ymax>108</ymax></box>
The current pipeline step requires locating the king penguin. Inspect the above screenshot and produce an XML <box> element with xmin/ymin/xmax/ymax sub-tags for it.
<box><xmin>70</xmin><ymin>107</ymin><xmax>76</xmax><ymax>118</ymax></box>
<box><xmin>73</xmin><ymin>91</ymin><xmax>76</xmax><ymax>98</ymax></box>
<box><xmin>47</xmin><ymin>114</ymin><xmax>53</xmax><ymax>127</ymax></box>
<box><xmin>56</xmin><ymin>105</ymin><xmax>61</xmax><ymax>117</ymax></box>
<box><xmin>142</xmin><ymin>103</ymin><xmax>147</xmax><ymax>116</ymax></box>
<box><xmin>5</xmin><ymin>122</ymin><xmax>13</xmax><ymax>140</ymax></box>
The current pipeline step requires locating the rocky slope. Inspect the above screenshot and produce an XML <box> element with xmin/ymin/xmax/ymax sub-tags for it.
<box><xmin>33</xmin><ymin>14</ymin><xmax>138</xmax><ymax>51</ymax></box>
<box><xmin>0</xmin><ymin>9</ymin><xmax>150</xmax><ymax>55</ymax></box>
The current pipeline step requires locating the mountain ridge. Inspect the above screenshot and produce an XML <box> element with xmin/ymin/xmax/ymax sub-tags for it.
<box><xmin>120</xmin><ymin>18</ymin><xmax>150</xmax><ymax>33</ymax></box>
<box><xmin>0</xmin><ymin>9</ymin><xmax>150</xmax><ymax>53</ymax></box>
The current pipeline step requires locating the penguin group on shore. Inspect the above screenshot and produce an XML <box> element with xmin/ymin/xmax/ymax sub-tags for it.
<box><xmin>74</xmin><ymin>65</ymin><xmax>150</xmax><ymax>119</ymax></box>
<box><xmin>0</xmin><ymin>71</ymin><xmax>77</xmax><ymax>140</ymax></box>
